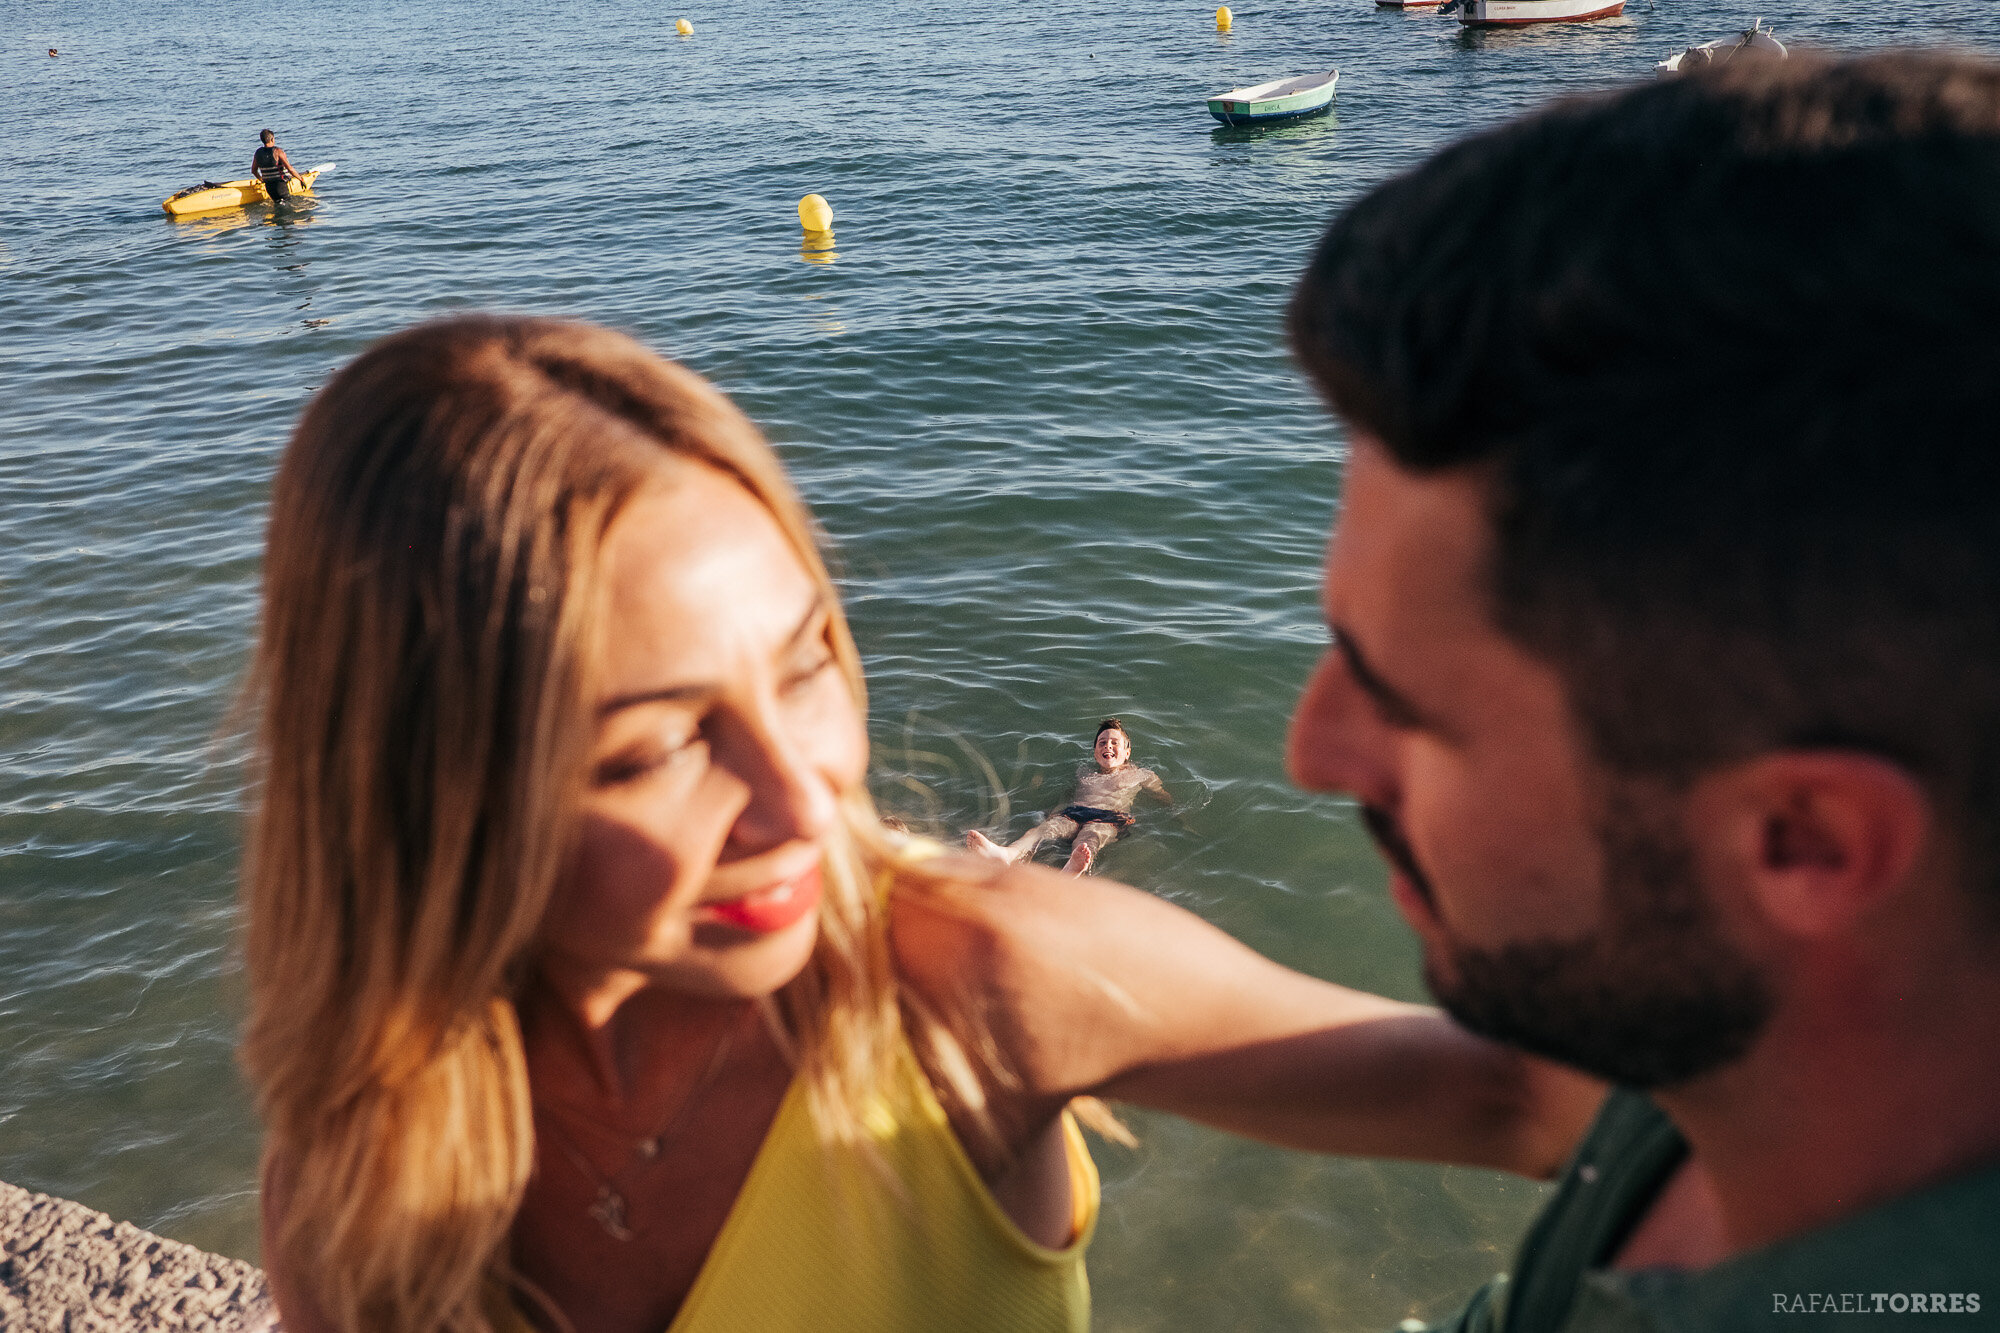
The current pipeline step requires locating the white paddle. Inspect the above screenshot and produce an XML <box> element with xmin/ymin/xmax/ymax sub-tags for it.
<box><xmin>278</xmin><ymin>162</ymin><xmax>336</xmax><ymax>204</ymax></box>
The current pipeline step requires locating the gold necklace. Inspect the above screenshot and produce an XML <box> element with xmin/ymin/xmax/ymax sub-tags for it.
<box><xmin>536</xmin><ymin>1025</ymin><xmax>736</xmax><ymax>1242</ymax></box>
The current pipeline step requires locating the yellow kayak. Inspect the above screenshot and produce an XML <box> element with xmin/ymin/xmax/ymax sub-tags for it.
<box><xmin>161</xmin><ymin>163</ymin><xmax>332</xmax><ymax>217</ymax></box>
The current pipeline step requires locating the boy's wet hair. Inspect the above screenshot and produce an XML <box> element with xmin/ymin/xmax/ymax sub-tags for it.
<box><xmin>1096</xmin><ymin>718</ymin><xmax>1126</xmax><ymax>739</ymax></box>
<box><xmin>1289</xmin><ymin>52</ymin><xmax>2000</xmax><ymax>918</ymax></box>
<box><xmin>259</xmin><ymin>129</ymin><xmax>275</xmax><ymax>143</ymax></box>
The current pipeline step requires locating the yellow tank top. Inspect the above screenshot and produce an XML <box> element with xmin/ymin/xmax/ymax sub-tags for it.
<box><xmin>490</xmin><ymin>1038</ymin><xmax>1099</xmax><ymax>1333</ymax></box>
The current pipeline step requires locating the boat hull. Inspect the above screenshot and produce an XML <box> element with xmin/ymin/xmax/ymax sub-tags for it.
<box><xmin>1376</xmin><ymin>0</ymin><xmax>1442</xmax><ymax>7</ymax></box>
<box><xmin>1208</xmin><ymin>100</ymin><xmax>1335</xmax><ymax>127</ymax></box>
<box><xmin>161</xmin><ymin>170</ymin><xmax>319</xmax><ymax>217</ymax></box>
<box><xmin>1460</xmin><ymin>0</ymin><xmax>1623</xmax><ymax>25</ymax></box>
<box><xmin>1206</xmin><ymin>72</ymin><xmax>1338</xmax><ymax>127</ymax></box>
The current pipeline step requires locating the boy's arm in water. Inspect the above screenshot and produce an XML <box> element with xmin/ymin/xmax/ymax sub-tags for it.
<box><xmin>1139</xmin><ymin>767</ymin><xmax>1172</xmax><ymax>804</ymax></box>
<box><xmin>892</xmin><ymin>858</ymin><xmax>1603</xmax><ymax>1180</ymax></box>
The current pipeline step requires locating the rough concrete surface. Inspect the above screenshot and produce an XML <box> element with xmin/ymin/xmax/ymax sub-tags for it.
<box><xmin>0</xmin><ymin>1182</ymin><xmax>275</xmax><ymax>1331</ymax></box>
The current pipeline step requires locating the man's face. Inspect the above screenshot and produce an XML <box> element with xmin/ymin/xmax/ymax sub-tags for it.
<box><xmin>1286</xmin><ymin>439</ymin><xmax>1769</xmax><ymax>1088</ymax></box>
<box><xmin>1094</xmin><ymin>727</ymin><xmax>1131</xmax><ymax>771</ymax></box>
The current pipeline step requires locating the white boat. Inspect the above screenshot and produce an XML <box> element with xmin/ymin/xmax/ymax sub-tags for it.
<box><xmin>1656</xmin><ymin>19</ymin><xmax>1786</xmax><ymax>76</ymax></box>
<box><xmin>1376</xmin><ymin>0</ymin><xmax>1443</xmax><ymax>8</ymax></box>
<box><xmin>1206</xmin><ymin>70</ymin><xmax>1339</xmax><ymax>127</ymax></box>
<box><xmin>1449</xmin><ymin>0</ymin><xmax>1624</xmax><ymax>26</ymax></box>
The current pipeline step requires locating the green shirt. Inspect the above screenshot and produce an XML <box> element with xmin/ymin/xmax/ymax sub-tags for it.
<box><xmin>1424</xmin><ymin>1089</ymin><xmax>2000</xmax><ymax>1332</ymax></box>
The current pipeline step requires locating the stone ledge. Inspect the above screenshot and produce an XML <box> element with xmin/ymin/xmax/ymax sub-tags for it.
<box><xmin>0</xmin><ymin>1181</ymin><xmax>274</xmax><ymax>1331</ymax></box>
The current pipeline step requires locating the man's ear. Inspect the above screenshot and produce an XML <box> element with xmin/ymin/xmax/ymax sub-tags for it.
<box><xmin>1694</xmin><ymin>753</ymin><xmax>1931</xmax><ymax>938</ymax></box>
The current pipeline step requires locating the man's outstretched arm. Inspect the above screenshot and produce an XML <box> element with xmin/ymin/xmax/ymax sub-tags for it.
<box><xmin>891</xmin><ymin>859</ymin><xmax>1604</xmax><ymax>1180</ymax></box>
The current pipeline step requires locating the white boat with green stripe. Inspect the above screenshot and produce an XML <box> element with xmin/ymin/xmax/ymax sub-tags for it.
<box><xmin>1206</xmin><ymin>70</ymin><xmax>1339</xmax><ymax>127</ymax></box>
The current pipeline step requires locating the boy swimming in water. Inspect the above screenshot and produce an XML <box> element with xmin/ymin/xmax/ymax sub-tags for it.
<box><xmin>966</xmin><ymin>719</ymin><xmax>1171</xmax><ymax>874</ymax></box>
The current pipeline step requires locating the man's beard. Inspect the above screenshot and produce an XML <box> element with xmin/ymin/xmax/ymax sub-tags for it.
<box><xmin>1361</xmin><ymin>792</ymin><xmax>1773</xmax><ymax>1090</ymax></box>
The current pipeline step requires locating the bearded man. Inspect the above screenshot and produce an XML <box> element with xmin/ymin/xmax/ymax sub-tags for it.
<box><xmin>1280</xmin><ymin>49</ymin><xmax>2000</xmax><ymax>1330</ymax></box>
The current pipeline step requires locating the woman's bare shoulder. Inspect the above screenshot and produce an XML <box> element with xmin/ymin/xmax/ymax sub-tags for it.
<box><xmin>888</xmin><ymin>855</ymin><xmax>1263</xmax><ymax>1099</ymax></box>
<box><xmin>887</xmin><ymin>855</ymin><xmax>1146</xmax><ymax>1001</ymax></box>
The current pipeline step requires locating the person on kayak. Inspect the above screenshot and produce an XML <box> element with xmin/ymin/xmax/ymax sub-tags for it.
<box><xmin>251</xmin><ymin>130</ymin><xmax>302</xmax><ymax>207</ymax></box>
<box><xmin>966</xmin><ymin>719</ymin><xmax>1172</xmax><ymax>874</ymax></box>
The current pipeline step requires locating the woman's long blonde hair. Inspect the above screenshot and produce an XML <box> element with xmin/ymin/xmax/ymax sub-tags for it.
<box><xmin>242</xmin><ymin>315</ymin><xmax>980</xmax><ymax>1331</ymax></box>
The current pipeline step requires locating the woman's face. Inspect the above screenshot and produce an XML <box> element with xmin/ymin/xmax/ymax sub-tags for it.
<box><xmin>542</xmin><ymin>465</ymin><xmax>867</xmax><ymax>1000</ymax></box>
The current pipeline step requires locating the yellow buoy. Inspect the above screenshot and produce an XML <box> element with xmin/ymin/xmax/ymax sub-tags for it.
<box><xmin>675</xmin><ymin>18</ymin><xmax>693</xmax><ymax>35</ymax></box>
<box><xmin>1215</xmin><ymin>5</ymin><xmax>1232</xmax><ymax>30</ymax></box>
<box><xmin>798</xmin><ymin>193</ymin><xmax>833</xmax><ymax>233</ymax></box>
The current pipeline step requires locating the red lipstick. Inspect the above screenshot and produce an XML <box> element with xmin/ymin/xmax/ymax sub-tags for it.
<box><xmin>700</xmin><ymin>865</ymin><xmax>822</xmax><ymax>935</ymax></box>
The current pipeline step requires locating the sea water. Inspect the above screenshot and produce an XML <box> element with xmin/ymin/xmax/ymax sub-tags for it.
<box><xmin>3</xmin><ymin>0</ymin><xmax>1993</xmax><ymax>1326</ymax></box>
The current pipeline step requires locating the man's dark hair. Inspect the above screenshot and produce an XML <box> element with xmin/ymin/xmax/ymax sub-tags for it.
<box><xmin>1096</xmin><ymin>718</ymin><xmax>1126</xmax><ymax>738</ymax></box>
<box><xmin>259</xmin><ymin>129</ymin><xmax>275</xmax><ymax>143</ymax></box>
<box><xmin>1289</xmin><ymin>53</ymin><xmax>2000</xmax><ymax>912</ymax></box>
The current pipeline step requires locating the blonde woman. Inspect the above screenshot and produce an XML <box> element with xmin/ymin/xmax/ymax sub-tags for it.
<box><xmin>243</xmin><ymin>316</ymin><xmax>1598</xmax><ymax>1333</ymax></box>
